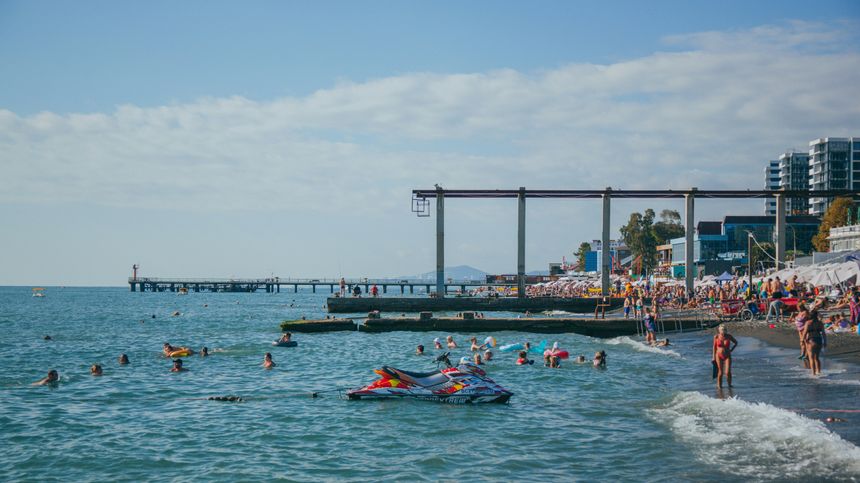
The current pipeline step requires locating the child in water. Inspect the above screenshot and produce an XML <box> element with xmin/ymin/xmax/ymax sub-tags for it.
<box><xmin>593</xmin><ymin>351</ymin><xmax>607</xmax><ymax>367</ymax></box>
<box><xmin>516</xmin><ymin>351</ymin><xmax>533</xmax><ymax>365</ymax></box>
<box><xmin>483</xmin><ymin>350</ymin><xmax>493</xmax><ymax>362</ymax></box>
<box><xmin>416</xmin><ymin>345</ymin><xmax>424</xmax><ymax>355</ymax></box>
<box><xmin>433</xmin><ymin>338</ymin><xmax>443</xmax><ymax>350</ymax></box>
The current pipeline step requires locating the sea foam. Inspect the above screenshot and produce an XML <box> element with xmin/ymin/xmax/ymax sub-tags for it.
<box><xmin>605</xmin><ymin>336</ymin><xmax>682</xmax><ymax>358</ymax></box>
<box><xmin>650</xmin><ymin>391</ymin><xmax>860</xmax><ymax>481</ymax></box>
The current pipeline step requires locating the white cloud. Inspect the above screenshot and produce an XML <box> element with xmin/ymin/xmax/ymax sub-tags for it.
<box><xmin>1</xmin><ymin>21</ymin><xmax>858</xmax><ymax>216</ymax></box>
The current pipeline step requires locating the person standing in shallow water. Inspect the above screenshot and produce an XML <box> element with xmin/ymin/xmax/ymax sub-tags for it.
<box><xmin>712</xmin><ymin>324</ymin><xmax>738</xmax><ymax>388</ymax></box>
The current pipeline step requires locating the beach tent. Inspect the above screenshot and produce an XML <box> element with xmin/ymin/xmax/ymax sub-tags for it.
<box><xmin>715</xmin><ymin>271</ymin><xmax>734</xmax><ymax>283</ymax></box>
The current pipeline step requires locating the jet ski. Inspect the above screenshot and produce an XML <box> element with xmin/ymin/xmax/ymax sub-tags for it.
<box><xmin>346</xmin><ymin>353</ymin><xmax>513</xmax><ymax>404</ymax></box>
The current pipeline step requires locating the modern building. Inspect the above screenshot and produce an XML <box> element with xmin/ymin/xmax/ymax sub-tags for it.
<box><xmin>829</xmin><ymin>224</ymin><xmax>860</xmax><ymax>252</ymax></box>
<box><xmin>763</xmin><ymin>160</ymin><xmax>780</xmax><ymax>215</ymax></box>
<box><xmin>809</xmin><ymin>137</ymin><xmax>860</xmax><ymax>215</ymax></box>
<box><xmin>670</xmin><ymin>215</ymin><xmax>821</xmax><ymax>276</ymax></box>
<box><xmin>778</xmin><ymin>150</ymin><xmax>811</xmax><ymax>214</ymax></box>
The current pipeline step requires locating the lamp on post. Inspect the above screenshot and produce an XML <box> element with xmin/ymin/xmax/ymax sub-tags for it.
<box><xmin>747</xmin><ymin>232</ymin><xmax>754</xmax><ymax>300</ymax></box>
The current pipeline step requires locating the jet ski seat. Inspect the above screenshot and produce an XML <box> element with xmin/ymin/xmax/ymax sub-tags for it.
<box><xmin>384</xmin><ymin>367</ymin><xmax>450</xmax><ymax>387</ymax></box>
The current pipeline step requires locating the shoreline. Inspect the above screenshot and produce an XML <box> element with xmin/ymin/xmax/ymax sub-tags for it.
<box><xmin>713</xmin><ymin>320</ymin><xmax>860</xmax><ymax>366</ymax></box>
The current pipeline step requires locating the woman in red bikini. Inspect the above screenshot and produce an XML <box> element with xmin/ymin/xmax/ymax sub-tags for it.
<box><xmin>712</xmin><ymin>324</ymin><xmax>738</xmax><ymax>388</ymax></box>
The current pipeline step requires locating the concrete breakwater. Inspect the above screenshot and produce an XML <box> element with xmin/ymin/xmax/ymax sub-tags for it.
<box><xmin>325</xmin><ymin>296</ymin><xmax>627</xmax><ymax>314</ymax></box>
<box><xmin>281</xmin><ymin>314</ymin><xmax>712</xmax><ymax>337</ymax></box>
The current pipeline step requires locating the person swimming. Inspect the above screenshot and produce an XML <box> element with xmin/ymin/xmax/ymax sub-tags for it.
<box><xmin>470</xmin><ymin>337</ymin><xmax>481</xmax><ymax>351</ymax></box>
<box><xmin>200</xmin><ymin>347</ymin><xmax>209</xmax><ymax>357</ymax></box>
<box><xmin>544</xmin><ymin>342</ymin><xmax>562</xmax><ymax>368</ymax></box>
<box><xmin>43</xmin><ymin>335</ymin><xmax>52</xmax><ymax>341</ymax></box>
<box><xmin>163</xmin><ymin>343</ymin><xmax>176</xmax><ymax>356</ymax></box>
<box><xmin>516</xmin><ymin>351</ymin><xmax>534</xmax><ymax>366</ymax></box>
<box><xmin>433</xmin><ymin>338</ymin><xmax>443</xmax><ymax>350</ymax></box>
<box><xmin>278</xmin><ymin>332</ymin><xmax>292</xmax><ymax>343</ymax></box>
<box><xmin>416</xmin><ymin>345</ymin><xmax>424</xmax><ymax>355</ymax></box>
<box><xmin>574</xmin><ymin>355</ymin><xmax>587</xmax><ymax>363</ymax></box>
<box><xmin>483</xmin><ymin>350</ymin><xmax>493</xmax><ymax>362</ymax></box>
<box><xmin>472</xmin><ymin>353</ymin><xmax>482</xmax><ymax>365</ymax></box>
<box><xmin>446</xmin><ymin>335</ymin><xmax>457</xmax><ymax>349</ymax></box>
<box><xmin>118</xmin><ymin>354</ymin><xmax>130</xmax><ymax>365</ymax></box>
<box><xmin>653</xmin><ymin>339</ymin><xmax>671</xmax><ymax>347</ymax></box>
<box><xmin>90</xmin><ymin>364</ymin><xmax>103</xmax><ymax>376</ymax></box>
<box><xmin>171</xmin><ymin>359</ymin><xmax>187</xmax><ymax>372</ymax></box>
<box><xmin>33</xmin><ymin>369</ymin><xmax>59</xmax><ymax>386</ymax></box>
<box><xmin>593</xmin><ymin>350</ymin><xmax>607</xmax><ymax>367</ymax></box>
<box><xmin>263</xmin><ymin>353</ymin><xmax>275</xmax><ymax>369</ymax></box>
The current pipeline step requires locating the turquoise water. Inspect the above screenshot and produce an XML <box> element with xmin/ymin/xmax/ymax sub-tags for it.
<box><xmin>2</xmin><ymin>287</ymin><xmax>859</xmax><ymax>482</ymax></box>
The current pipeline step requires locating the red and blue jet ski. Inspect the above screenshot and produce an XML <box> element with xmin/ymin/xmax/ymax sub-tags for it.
<box><xmin>346</xmin><ymin>353</ymin><xmax>513</xmax><ymax>404</ymax></box>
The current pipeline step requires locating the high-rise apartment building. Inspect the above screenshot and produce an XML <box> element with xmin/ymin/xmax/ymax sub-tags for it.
<box><xmin>808</xmin><ymin>137</ymin><xmax>859</xmax><ymax>215</ymax></box>
<box><xmin>778</xmin><ymin>150</ymin><xmax>811</xmax><ymax>214</ymax></box>
<box><xmin>763</xmin><ymin>160</ymin><xmax>780</xmax><ymax>215</ymax></box>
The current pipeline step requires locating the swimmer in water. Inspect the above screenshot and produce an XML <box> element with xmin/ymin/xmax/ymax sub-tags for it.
<box><xmin>118</xmin><ymin>354</ymin><xmax>130</xmax><ymax>365</ymax></box>
<box><xmin>171</xmin><ymin>359</ymin><xmax>187</xmax><ymax>372</ymax></box>
<box><xmin>433</xmin><ymin>338</ymin><xmax>442</xmax><ymax>350</ymax></box>
<box><xmin>263</xmin><ymin>353</ymin><xmax>275</xmax><ymax>369</ymax></box>
<box><xmin>470</xmin><ymin>337</ymin><xmax>481</xmax><ymax>351</ymax></box>
<box><xmin>43</xmin><ymin>335</ymin><xmax>52</xmax><ymax>341</ymax></box>
<box><xmin>472</xmin><ymin>353</ymin><xmax>482</xmax><ymax>365</ymax></box>
<box><xmin>278</xmin><ymin>332</ymin><xmax>292</xmax><ymax>344</ymax></box>
<box><xmin>516</xmin><ymin>351</ymin><xmax>533</xmax><ymax>366</ymax></box>
<box><xmin>574</xmin><ymin>355</ymin><xmax>587</xmax><ymax>363</ymax></box>
<box><xmin>483</xmin><ymin>350</ymin><xmax>493</xmax><ymax>362</ymax></box>
<box><xmin>593</xmin><ymin>350</ymin><xmax>607</xmax><ymax>367</ymax></box>
<box><xmin>446</xmin><ymin>335</ymin><xmax>457</xmax><ymax>349</ymax></box>
<box><xmin>523</xmin><ymin>342</ymin><xmax>532</xmax><ymax>353</ymax></box>
<box><xmin>163</xmin><ymin>343</ymin><xmax>175</xmax><ymax>356</ymax></box>
<box><xmin>33</xmin><ymin>370</ymin><xmax>59</xmax><ymax>386</ymax></box>
<box><xmin>200</xmin><ymin>347</ymin><xmax>209</xmax><ymax>357</ymax></box>
<box><xmin>653</xmin><ymin>339</ymin><xmax>671</xmax><ymax>347</ymax></box>
<box><xmin>90</xmin><ymin>364</ymin><xmax>103</xmax><ymax>376</ymax></box>
<box><xmin>416</xmin><ymin>345</ymin><xmax>424</xmax><ymax>355</ymax></box>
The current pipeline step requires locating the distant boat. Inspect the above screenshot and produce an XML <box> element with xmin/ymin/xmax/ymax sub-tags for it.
<box><xmin>32</xmin><ymin>287</ymin><xmax>46</xmax><ymax>298</ymax></box>
<box><xmin>178</xmin><ymin>287</ymin><xmax>189</xmax><ymax>295</ymax></box>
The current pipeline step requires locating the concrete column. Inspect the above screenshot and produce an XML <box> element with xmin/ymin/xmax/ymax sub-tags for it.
<box><xmin>517</xmin><ymin>187</ymin><xmax>526</xmax><ymax>298</ymax></box>
<box><xmin>436</xmin><ymin>188</ymin><xmax>445</xmax><ymax>297</ymax></box>
<box><xmin>130</xmin><ymin>283</ymin><xmax>135</xmax><ymax>292</ymax></box>
<box><xmin>601</xmin><ymin>188</ymin><xmax>611</xmax><ymax>295</ymax></box>
<box><xmin>685</xmin><ymin>189</ymin><xmax>696</xmax><ymax>297</ymax></box>
<box><xmin>775</xmin><ymin>193</ymin><xmax>786</xmax><ymax>269</ymax></box>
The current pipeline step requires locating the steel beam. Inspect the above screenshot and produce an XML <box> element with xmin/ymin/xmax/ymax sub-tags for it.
<box><xmin>436</xmin><ymin>187</ymin><xmax>445</xmax><ymax>298</ymax></box>
<box><xmin>517</xmin><ymin>187</ymin><xmax>526</xmax><ymax>298</ymax></box>
<box><xmin>685</xmin><ymin>190</ymin><xmax>696</xmax><ymax>297</ymax></box>
<box><xmin>775</xmin><ymin>194</ymin><xmax>786</xmax><ymax>269</ymax></box>
<box><xmin>601</xmin><ymin>188</ymin><xmax>611</xmax><ymax>295</ymax></box>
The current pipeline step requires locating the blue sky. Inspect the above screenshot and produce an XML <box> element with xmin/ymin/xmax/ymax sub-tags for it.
<box><xmin>1</xmin><ymin>1</ymin><xmax>859</xmax><ymax>284</ymax></box>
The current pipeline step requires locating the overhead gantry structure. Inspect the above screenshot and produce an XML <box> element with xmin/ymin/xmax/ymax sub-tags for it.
<box><xmin>412</xmin><ymin>187</ymin><xmax>855</xmax><ymax>298</ymax></box>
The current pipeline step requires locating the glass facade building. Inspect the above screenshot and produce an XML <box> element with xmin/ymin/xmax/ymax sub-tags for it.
<box><xmin>809</xmin><ymin>137</ymin><xmax>859</xmax><ymax>215</ymax></box>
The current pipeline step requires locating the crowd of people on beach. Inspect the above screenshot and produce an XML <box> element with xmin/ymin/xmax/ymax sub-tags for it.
<box><xmin>415</xmin><ymin>335</ymin><xmax>610</xmax><ymax>369</ymax></box>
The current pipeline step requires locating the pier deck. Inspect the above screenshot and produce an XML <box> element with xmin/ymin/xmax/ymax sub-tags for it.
<box><xmin>325</xmin><ymin>296</ymin><xmax>626</xmax><ymax>314</ymax></box>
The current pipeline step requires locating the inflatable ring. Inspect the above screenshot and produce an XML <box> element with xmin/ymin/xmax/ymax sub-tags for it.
<box><xmin>168</xmin><ymin>349</ymin><xmax>193</xmax><ymax>357</ymax></box>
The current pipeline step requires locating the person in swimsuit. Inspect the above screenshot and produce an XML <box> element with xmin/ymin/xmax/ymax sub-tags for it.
<box><xmin>416</xmin><ymin>345</ymin><xmax>424</xmax><ymax>355</ymax></box>
<box><xmin>802</xmin><ymin>312</ymin><xmax>826</xmax><ymax>376</ymax></box>
<box><xmin>483</xmin><ymin>349</ymin><xmax>493</xmax><ymax>362</ymax></box>
<box><xmin>118</xmin><ymin>354</ymin><xmax>130</xmax><ymax>365</ymax></box>
<box><xmin>793</xmin><ymin>302</ymin><xmax>810</xmax><ymax>363</ymax></box>
<box><xmin>171</xmin><ymin>359</ymin><xmax>187</xmax><ymax>372</ymax></box>
<box><xmin>433</xmin><ymin>338</ymin><xmax>442</xmax><ymax>350</ymax></box>
<box><xmin>643</xmin><ymin>308</ymin><xmax>657</xmax><ymax>344</ymax></box>
<box><xmin>712</xmin><ymin>324</ymin><xmax>738</xmax><ymax>388</ymax></box>
<box><xmin>90</xmin><ymin>364</ymin><xmax>103</xmax><ymax>376</ymax></box>
<box><xmin>593</xmin><ymin>350</ymin><xmax>606</xmax><ymax>368</ymax></box>
<box><xmin>446</xmin><ymin>335</ymin><xmax>457</xmax><ymax>349</ymax></box>
<box><xmin>278</xmin><ymin>332</ymin><xmax>292</xmax><ymax>344</ymax></box>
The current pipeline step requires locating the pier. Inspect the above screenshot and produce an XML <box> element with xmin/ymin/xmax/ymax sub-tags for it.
<box><xmin>128</xmin><ymin>277</ymin><xmax>528</xmax><ymax>294</ymax></box>
<box><xmin>325</xmin><ymin>295</ymin><xmax>626</xmax><ymax>314</ymax></box>
<box><xmin>281</xmin><ymin>310</ymin><xmax>716</xmax><ymax>337</ymax></box>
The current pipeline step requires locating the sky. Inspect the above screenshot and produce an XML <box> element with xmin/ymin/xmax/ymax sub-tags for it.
<box><xmin>1</xmin><ymin>0</ymin><xmax>860</xmax><ymax>285</ymax></box>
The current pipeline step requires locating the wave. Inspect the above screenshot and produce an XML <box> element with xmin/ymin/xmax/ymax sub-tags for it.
<box><xmin>650</xmin><ymin>391</ymin><xmax>860</xmax><ymax>481</ymax></box>
<box><xmin>604</xmin><ymin>336</ymin><xmax>682</xmax><ymax>358</ymax></box>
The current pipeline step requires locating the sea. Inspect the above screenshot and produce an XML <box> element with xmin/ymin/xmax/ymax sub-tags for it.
<box><xmin>1</xmin><ymin>287</ymin><xmax>859</xmax><ymax>482</ymax></box>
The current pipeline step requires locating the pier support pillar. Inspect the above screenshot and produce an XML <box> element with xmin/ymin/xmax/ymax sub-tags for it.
<box><xmin>294</xmin><ymin>284</ymin><xmax>298</xmax><ymax>293</ymax></box>
<box><xmin>517</xmin><ymin>186</ymin><xmax>526</xmax><ymax>298</ymax></box>
<box><xmin>330</xmin><ymin>285</ymin><xmax>334</xmax><ymax>293</ymax></box>
<box><xmin>436</xmin><ymin>187</ymin><xmax>445</xmax><ymax>297</ymax></box>
<box><xmin>130</xmin><ymin>283</ymin><xmax>135</xmax><ymax>292</ymax></box>
<box><xmin>775</xmin><ymin>193</ymin><xmax>786</xmax><ymax>270</ymax></box>
<box><xmin>685</xmin><ymin>189</ymin><xmax>696</xmax><ymax>298</ymax></box>
<box><xmin>312</xmin><ymin>285</ymin><xmax>316</xmax><ymax>293</ymax></box>
<box><xmin>410</xmin><ymin>285</ymin><xmax>414</xmax><ymax>294</ymax></box>
<box><xmin>601</xmin><ymin>188</ymin><xmax>611</xmax><ymax>295</ymax></box>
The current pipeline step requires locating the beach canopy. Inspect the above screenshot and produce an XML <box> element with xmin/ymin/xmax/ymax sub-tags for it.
<box><xmin>715</xmin><ymin>271</ymin><xmax>734</xmax><ymax>282</ymax></box>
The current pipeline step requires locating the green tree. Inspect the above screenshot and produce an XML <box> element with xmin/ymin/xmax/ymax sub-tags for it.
<box><xmin>574</xmin><ymin>242</ymin><xmax>592</xmax><ymax>271</ymax></box>
<box><xmin>812</xmin><ymin>197</ymin><xmax>855</xmax><ymax>252</ymax></box>
<box><xmin>620</xmin><ymin>209</ymin><xmax>659</xmax><ymax>275</ymax></box>
<box><xmin>752</xmin><ymin>242</ymin><xmax>775</xmax><ymax>270</ymax></box>
<box><xmin>653</xmin><ymin>209</ymin><xmax>685</xmax><ymax>244</ymax></box>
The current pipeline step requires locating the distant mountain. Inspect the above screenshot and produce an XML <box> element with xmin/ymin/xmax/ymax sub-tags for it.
<box><xmin>527</xmin><ymin>270</ymin><xmax>550</xmax><ymax>276</ymax></box>
<box><xmin>408</xmin><ymin>265</ymin><xmax>489</xmax><ymax>281</ymax></box>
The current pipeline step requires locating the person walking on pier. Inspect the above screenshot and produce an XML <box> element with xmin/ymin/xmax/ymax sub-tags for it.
<box><xmin>352</xmin><ymin>285</ymin><xmax>362</xmax><ymax>297</ymax></box>
<box><xmin>339</xmin><ymin>278</ymin><xmax>346</xmax><ymax>296</ymax></box>
<box><xmin>371</xmin><ymin>284</ymin><xmax>379</xmax><ymax>297</ymax></box>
